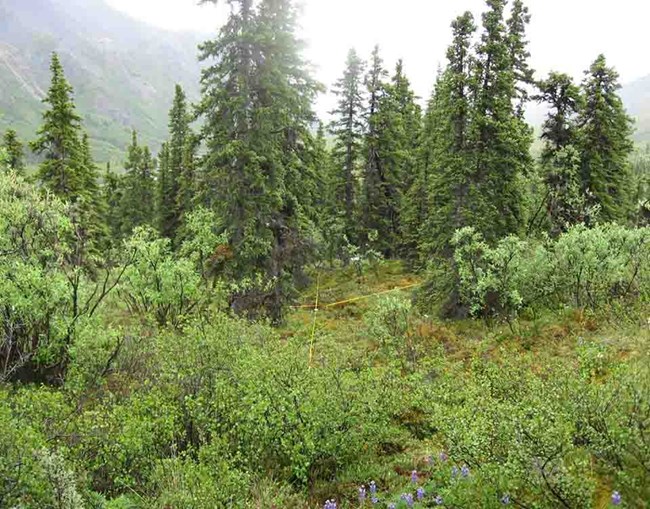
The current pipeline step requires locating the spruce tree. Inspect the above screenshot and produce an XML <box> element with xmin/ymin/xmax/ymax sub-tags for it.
<box><xmin>197</xmin><ymin>0</ymin><xmax>321</xmax><ymax>321</ymax></box>
<box><xmin>578</xmin><ymin>54</ymin><xmax>634</xmax><ymax>223</ymax></box>
<box><xmin>176</xmin><ymin>133</ymin><xmax>199</xmax><ymax>237</ymax></box>
<box><xmin>363</xmin><ymin>56</ymin><xmax>422</xmax><ymax>257</ymax></box>
<box><xmin>361</xmin><ymin>45</ymin><xmax>389</xmax><ymax>249</ymax></box>
<box><xmin>31</xmin><ymin>53</ymin><xmax>106</xmax><ymax>262</ymax></box>
<box><xmin>103</xmin><ymin>161</ymin><xmax>124</xmax><ymax>242</ymax></box>
<box><xmin>31</xmin><ymin>53</ymin><xmax>85</xmax><ymax>200</ymax></box>
<box><xmin>160</xmin><ymin>84</ymin><xmax>192</xmax><ymax>245</ymax></box>
<box><xmin>78</xmin><ymin>132</ymin><xmax>108</xmax><ymax>251</ymax></box>
<box><xmin>2</xmin><ymin>129</ymin><xmax>25</xmax><ymax>174</ymax></box>
<box><xmin>329</xmin><ymin>48</ymin><xmax>365</xmax><ymax>244</ymax></box>
<box><xmin>121</xmin><ymin>130</ymin><xmax>156</xmax><ymax>235</ymax></box>
<box><xmin>420</xmin><ymin>12</ymin><xmax>476</xmax><ymax>256</ymax></box>
<box><xmin>507</xmin><ymin>0</ymin><xmax>534</xmax><ymax>116</ymax></box>
<box><xmin>470</xmin><ymin>0</ymin><xmax>533</xmax><ymax>241</ymax></box>
<box><xmin>536</xmin><ymin>72</ymin><xmax>586</xmax><ymax>234</ymax></box>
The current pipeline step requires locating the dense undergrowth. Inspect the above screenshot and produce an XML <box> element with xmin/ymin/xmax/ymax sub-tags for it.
<box><xmin>2</xmin><ymin>252</ymin><xmax>648</xmax><ymax>508</ymax></box>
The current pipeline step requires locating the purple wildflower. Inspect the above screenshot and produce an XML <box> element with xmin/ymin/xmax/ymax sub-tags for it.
<box><xmin>359</xmin><ymin>485</ymin><xmax>366</xmax><ymax>503</ymax></box>
<box><xmin>324</xmin><ymin>500</ymin><xmax>337</xmax><ymax>509</ymax></box>
<box><xmin>611</xmin><ymin>491</ymin><xmax>622</xmax><ymax>506</ymax></box>
<box><xmin>371</xmin><ymin>496</ymin><xmax>378</xmax><ymax>505</ymax></box>
<box><xmin>369</xmin><ymin>481</ymin><xmax>377</xmax><ymax>495</ymax></box>
<box><xmin>401</xmin><ymin>493</ymin><xmax>414</xmax><ymax>508</ymax></box>
<box><xmin>439</xmin><ymin>451</ymin><xmax>448</xmax><ymax>462</ymax></box>
<box><xmin>501</xmin><ymin>494</ymin><xmax>510</xmax><ymax>505</ymax></box>
<box><xmin>461</xmin><ymin>465</ymin><xmax>470</xmax><ymax>478</ymax></box>
<box><xmin>435</xmin><ymin>494</ymin><xmax>444</xmax><ymax>505</ymax></box>
<box><xmin>411</xmin><ymin>470</ymin><xmax>418</xmax><ymax>484</ymax></box>
<box><xmin>416</xmin><ymin>487</ymin><xmax>425</xmax><ymax>500</ymax></box>
<box><xmin>451</xmin><ymin>466</ymin><xmax>459</xmax><ymax>478</ymax></box>
<box><xmin>388</xmin><ymin>505</ymin><xmax>396</xmax><ymax>509</ymax></box>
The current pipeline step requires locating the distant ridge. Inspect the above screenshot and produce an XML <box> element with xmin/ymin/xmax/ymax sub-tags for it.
<box><xmin>0</xmin><ymin>0</ymin><xmax>206</xmax><ymax>163</ymax></box>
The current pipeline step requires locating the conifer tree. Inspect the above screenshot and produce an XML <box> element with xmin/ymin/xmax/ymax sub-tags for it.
<box><xmin>329</xmin><ymin>48</ymin><xmax>366</xmax><ymax>244</ymax></box>
<box><xmin>160</xmin><ymin>84</ymin><xmax>192</xmax><ymax>245</ymax></box>
<box><xmin>103</xmin><ymin>161</ymin><xmax>124</xmax><ymax>242</ymax></box>
<box><xmin>470</xmin><ymin>0</ymin><xmax>533</xmax><ymax>241</ymax></box>
<box><xmin>401</xmin><ymin>84</ymin><xmax>440</xmax><ymax>264</ymax></box>
<box><xmin>507</xmin><ymin>0</ymin><xmax>534</xmax><ymax>116</ymax></box>
<box><xmin>536</xmin><ymin>72</ymin><xmax>586</xmax><ymax>234</ymax></box>
<box><xmin>121</xmin><ymin>131</ymin><xmax>156</xmax><ymax>235</ymax></box>
<box><xmin>578</xmin><ymin>54</ymin><xmax>634</xmax><ymax>223</ymax></box>
<box><xmin>363</xmin><ymin>56</ymin><xmax>422</xmax><ymax>257</ymax></box>
<box><xmin>197</xmin><ymin>0</ymin><xmax>321</xmax><ymax>321</ymax></box>
<box><xmin>420</xmin><ymin>12</ymin><xmax>477</xmax><ymax>256</ymax></box>
<box><xmin>2</xmin><ymin>129</ymin><xmax>25</xmax><ymax>174</ymax></box>
<box><xmin>31</xmin><ymin>53</ymin><xmax>106</xmax><ymax>261</ymax></box>
<box><xmin>31</xmin><ymin>53</ymin><xmax>85</xmax><ymax>200</ymax></box>
<box><xmin>176</xmin><ymin>133</ymin><xmax>199</xmax><ymax>235</ymax></box>
<box><xmin>361</xmin><ymin>45</ymin><xmax>389</xmax><ymax>249</ymax></box>
<box><xmin>78</xmin><ymin>132</ymin><xmax>108</xmax><ymax>250</ymax></box>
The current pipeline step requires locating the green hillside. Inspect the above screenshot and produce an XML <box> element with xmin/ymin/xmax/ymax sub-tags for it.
<box><xmin>0</xmin><ymin>0</ymin><xmax>203</xmax><ymax>164</ymax></box>
<box><xmin>621</xmin><ymin>74</ymin><xmax>650</xmax><ymax>142</ymax></box>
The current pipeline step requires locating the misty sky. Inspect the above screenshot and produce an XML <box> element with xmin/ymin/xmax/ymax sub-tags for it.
<box><xmin>106</xmin><ymin>0</ymin><xmax>650</xmax><ymax>116</ymax></box>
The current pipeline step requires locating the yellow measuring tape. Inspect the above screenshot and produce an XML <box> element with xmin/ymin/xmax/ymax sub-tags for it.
<box><xmin>305</xmin><ymin>279</ymin><xmax>421</xmax><ymax>368</ymax></box>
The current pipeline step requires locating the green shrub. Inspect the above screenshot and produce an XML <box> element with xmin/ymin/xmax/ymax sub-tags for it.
<box><xmin>449</xmin><ymin>224</ymin><xmax>649</xmax><ymax>321</ymax></box>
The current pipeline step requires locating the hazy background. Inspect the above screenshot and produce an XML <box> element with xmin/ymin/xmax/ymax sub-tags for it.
<box><xmin>106</xmin><ymin>0</ymin><xmax>650</xmax><ymax>114</ymax></box>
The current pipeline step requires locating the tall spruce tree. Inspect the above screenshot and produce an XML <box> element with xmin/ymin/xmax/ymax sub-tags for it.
<box><xmin>160</xmin><ymin>84</ymin><xmax>192</xmax><ymax>245</ymax></box>
<box><xmin>469</xmin><ymin>0</ymin><xmax>533</xmax><ymax>241</ymax></box>
<box><xmin>31</xmin><ymin>53</ymin><xmax>85</xmax><ymax>200</ymax></box>
<box><xmin>361</xmin><ymin>45</ymin><xmax>389</xmax><ymax>249</ymax></box>
<box><xmin>506</xmin><ymin>0</ymin><xmax>534</xmax><ymax>116</ymax></box>
<box><xmin>2</xmin><ymin>129</ymin><xmax>25</xmax><ymax>174</ymax></box>
<box><xmin>329</xmin><ymin>48</ymin><xmax>366</xmax><ymax>244</ymax></box>
<box><xmin>536</xmin><ymin>72</ymin><xmax>586</xmax><ymax>234</ymax></box>
<box><xmin>363</xmin><ymin>57</ymin><xmax>422</xmax><ymax>257</ymax></box>
<box><xmin>78</xmin><ymin>132</ymin><xmax>108</xmax><ymax>251</ymax></box>
<box><xmin>197</xmin><ymin>0</ymin><xmax>321</xmax><ymax>321</ymax></box>
<box><xmin>103</xmin><ymin>162</ymin><xmax>124</xmax><ymax>242</ymax></box>
<box><xmin>402</xmin><ymin>81</ymin><xmax>441</xmax><ymax>264</ymax></box>
<box><xmin>578</xmin><ymin>54</ymin><xmax>634</xmax><ymax>223</ymax></box>
<box><xmin>419</xmin><ymin>12</ymin><xmax>476</xmax><ymax>256</ymax></box>
<box><xmin>176</xmin><ymin>133</ymin><xmax>199</xmax><ymax>239</ymax></box>
<box><xmin>121</xmin><ymin>131</ymin><xmax>156</xmax><ymax>235</ymax></box>
<box><xmin>32</xmin><ymin>53</ymin><xmax>106</xmax><ymax>261</ymax></box>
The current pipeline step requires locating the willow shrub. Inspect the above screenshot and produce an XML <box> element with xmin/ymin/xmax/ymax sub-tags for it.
<box><xmin>450</xmin><ymin>223</ymin><xmax>649</xmax><ymax>321</ymax></box>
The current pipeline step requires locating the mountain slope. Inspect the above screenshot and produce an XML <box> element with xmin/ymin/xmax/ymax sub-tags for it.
<box><xmin>621</xmin><ymin>74</ymin><xmax>650</xmax><ymax>143</ymax></box>
<box><xmin>0</xmin><ymin>0</ymin><xmax>205</xmax><ymax>163</ymax></box>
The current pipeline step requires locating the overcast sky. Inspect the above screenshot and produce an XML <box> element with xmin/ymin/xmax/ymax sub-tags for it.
<box><xmin>106</xmin><ymin>0</ymin><xmax>650</xmax><ymax>115</ymax></box>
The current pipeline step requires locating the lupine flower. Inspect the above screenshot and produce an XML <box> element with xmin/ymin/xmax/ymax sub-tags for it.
<box><xmin>451</xmin><ymin>466</ymin><xmax>459</xmax><ymax>478</ymax></box>
<box><xmin>388</xmin><ymin>505</ymin><xmax>396</xmax><ymax>509</ymax></box>
<box><xmin>369</xmin><ymin>481</ymin><xmax>377</xmax><ymax>495</ymax></box>
<box><xmin>401</xmin><ymin>493</ymin><xmax>414</xmax><ymax>508</ymax></box>
<box><xmin>371</xmin><ymin>496</ymin><xmax>378</xmax><ymax>505</ymax></box>
<box><xmin>324</xmin><ymin>500</ymin><xmax>337</xmax><ymax>509</ymax></box>
<box><xmin>435</xmin><ymin>495</ymin><xmax>444</xmax><ymax>505</ymax></box>
<box><xmin>501</xmin><ymin>494</ymin><xmax>510</xmax><ymax>505</ymax></box>
<box><xmin>416</xmin><ymin>487</ymin><xmax>425</xmax><ymax>500</ymax></box>
<box><xmin>439</xmin><ymin>451</ymin><xmax>448</xmax><ymax>462</ymax></box>
<box><xmin>461</xmin><ymin>465</ymin><xmax>470</xmax><ymax>478</ymax></box>
<box><xmin>359</xmin><ymin>485</ymin><xmax>366</xmax><ymax>503</ymax></box>
<box><xmin>611</xmin><ymin>491</ymin><xmax>622</xmax><ymax>505</ymax></box>
<box><xmin>411</xmin><ymin>470</ymin><xmax>418</xmax><ymax>483</ymax></box>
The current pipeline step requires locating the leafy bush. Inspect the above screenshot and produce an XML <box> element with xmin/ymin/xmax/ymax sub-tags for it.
<box><xmin>119</xmin><ymin>227</ymin><xmax>203</xmax><ymax>327</ymax></box>
<box><xmin>450</xmin><ymin>224</ymin><xmax>649</xmax><ymax>321</ymax></box>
